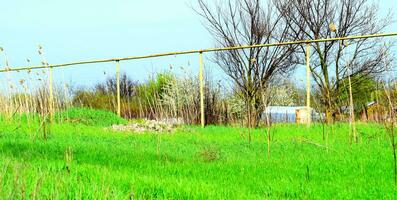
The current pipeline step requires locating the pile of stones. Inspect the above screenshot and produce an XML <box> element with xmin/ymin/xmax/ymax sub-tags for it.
<box><xmin>110</xmin><ymin>118</ymin><xmax>183</xmax><ymax>134</ymax></box>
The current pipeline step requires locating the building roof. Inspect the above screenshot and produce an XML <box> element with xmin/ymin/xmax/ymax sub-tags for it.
<box><xmin>264</xmin><ymin>106</ymin><xmax>307</xmax><ymax>114</ymax></box>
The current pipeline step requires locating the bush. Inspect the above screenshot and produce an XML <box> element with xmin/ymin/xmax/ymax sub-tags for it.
<box><xmin>55</xmin><ymin>107</ymin><xmax>127</xmax><ymax>127</ymax></box>
<box><xmin>69</xmin><ymin>71</ymin><xmax>228</xmax><ymax>124</ymax></box>
<box><xmin>72</xmin><ymin>90</ymin><xmax>115</xmax><ymax>111</ymax></box>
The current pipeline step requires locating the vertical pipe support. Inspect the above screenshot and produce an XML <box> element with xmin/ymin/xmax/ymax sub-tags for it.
<box><xmin>199</xmin><ymin>52</ymin><xmax>205</xmax><ymax>128</ymax></box>
<box><xmin>348</xmin><ymin>66</ymin><xmax>357</xmax><ymax>142</ymax></box>
<box><xmin>116</xmin><ymin>60</ymin><xmax>121</xmax><ymax>117</ymax></box>
<box><xmin>49</xmin><ymin>66</ymin><xmax>54</xmax><ymax>122</ymax></box>
<box><xmin>306</xmin><ymin>43</ymin><xmax>312</xmax><ymax>127</ymax></box>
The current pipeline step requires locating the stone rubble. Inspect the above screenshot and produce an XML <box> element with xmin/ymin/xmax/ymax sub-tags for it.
<box><xmin>110</xmin><ymin>118</ymin><xmax>183</xmax><ymax>134</ymax></box>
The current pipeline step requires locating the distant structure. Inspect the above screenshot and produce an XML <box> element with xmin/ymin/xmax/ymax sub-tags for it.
<box><xmin>263</xmin><ymin>106</ymin><xmax>320</xmax><ymax>124</ymax></box>
<box><xmin>296</xmin><ymin>108</ymin><xmax>311</xmax><ymax>124</ymax></box>
<box><xmin>360</xmin><ymin>102</ymin><xmax>376</xmax><ymax>122</ymax></box>
<box><xmin>360</xmin><ymin>102</ymin><xmax>389</xmax><ymax>122</ymax></box>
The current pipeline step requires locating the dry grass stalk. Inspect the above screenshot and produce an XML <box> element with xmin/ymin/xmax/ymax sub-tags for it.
<box><xmin>383</xmin><ymin>83</ymin><xmax>397</xmax><ymax>186</ymax></box>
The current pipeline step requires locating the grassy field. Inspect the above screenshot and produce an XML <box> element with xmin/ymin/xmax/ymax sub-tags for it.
<box><xmin>0</xmin><ymin>110</ymin><xmax>396</xmax><ymax>199</ymax></box>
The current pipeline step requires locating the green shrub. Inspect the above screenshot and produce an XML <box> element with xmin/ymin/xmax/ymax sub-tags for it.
<box><xmin>72</xmin><ymin>91</ymin><xmax>115</xmax><ymax>111</ymax></box>
<box><xmin>135</xmin><ymin>72</ymin><xmax>175</xmax><ymax>105</ymax></box>
<box><xmin>55</xmin><ymin>107</ymin><xmax>127</xmax><ymax>127</ymax></box>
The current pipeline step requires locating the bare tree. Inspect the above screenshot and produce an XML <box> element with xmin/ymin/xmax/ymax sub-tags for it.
<box><xmin>196</xmin><ymin>0</ymin><xmax>301</xmax><ymax>135</ymax></box>
<box><xmin>275</xmin><ymin>0</ymin><xmax>394</xmax><ymax>122</ymax></box>
<box><xmin>95</xmin><ymin>73</ymin><xmax>138</xmax><ymax>98</ymax></box>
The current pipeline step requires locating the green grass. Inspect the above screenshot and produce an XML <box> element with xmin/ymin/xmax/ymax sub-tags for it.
<box><xmin>0</xmin><ymin>118</ymin><xmax>396</xmax><ymax>199</ymax></box>
<box><xmin>55</xmin><ymin>107</ymin><xmax>127</xmax><ymax>126</ymax></box>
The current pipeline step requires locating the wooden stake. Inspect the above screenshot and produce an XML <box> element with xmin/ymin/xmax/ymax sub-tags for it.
<box><xmin>116</xmin><ymin>61</ymin><xmax>121</xmax><ymax>116</ymax></box>
<box><xmin>199</xmin><ymin>52</ymin><xmax>205</xmax><ymax>128</ymax></box>
<box><xmin>306</xmin><ymin>43</ymin><xmax>312</xmax><ymax>127</ymax></box>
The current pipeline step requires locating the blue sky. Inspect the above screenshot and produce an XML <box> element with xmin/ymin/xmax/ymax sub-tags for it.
<box><xmin>0</xmin><ymin>0</ymin><xmax>214</xmax><ymax>88</ymax></box>
<box><xmin>0</xmin><ymin>0</ymin><xmax>396</xmax><ymax>88</ymax></box>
